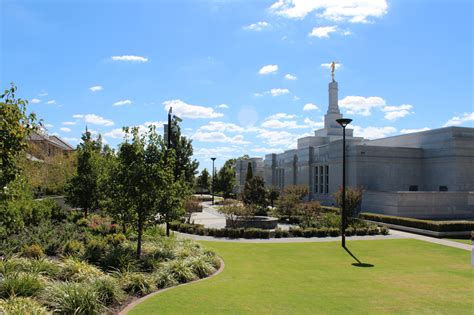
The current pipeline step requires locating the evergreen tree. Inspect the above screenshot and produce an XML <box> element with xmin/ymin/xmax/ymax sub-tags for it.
<box><xmin>245</xmin><ymin>162</ymin><xmax>253</xmax><ymax>182</ymax></box>
<box><xmin>215</xmin><ymin>160</ymin><xmax>236</xmax><ymax>198</ymax></box>
<box><xmin>65</xmin><ymin>128</ymin><xmax>103</xmax><ymax>218</ymax></box>
<box><xmin>197</xmin><ymin>168</ymin><xmax>210</xmax><ymax>194</ymax></box>
<box><xmin>242</xmin><ymin>176</ymin><xmax>268</xmax><ymax>213</ymax></box>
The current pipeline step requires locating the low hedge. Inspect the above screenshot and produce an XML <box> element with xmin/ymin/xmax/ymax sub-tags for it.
<box><xmin>170</xmin><ymin>222</ymin><xmax>388</xmax><ymax>239</ymax></box>
<box><xmin>360</xmin><ymin>213</ymin><xmax>474</xmax><ymax>232</ymax></box>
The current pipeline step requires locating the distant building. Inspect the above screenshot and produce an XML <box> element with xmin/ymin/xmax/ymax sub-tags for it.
<box><xmin>235</xmin><ymin>157</ymin><xmax>264</xmax><ymax>193</ymax></box>
<box><xmin>27</xmin><ymin>131</ymin><xmax>74</xmax><ymax>161</ymax></box>
<box><xmin>260</xmin><ymin>79</ymin><xmax>474</xmax><ymax>219</ymax></box>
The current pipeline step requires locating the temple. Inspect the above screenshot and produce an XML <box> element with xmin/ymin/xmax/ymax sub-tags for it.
<box><xmin>236</xmin><ymin>79</ymin><xmax>474</xmax><ymax>219</ymax></box>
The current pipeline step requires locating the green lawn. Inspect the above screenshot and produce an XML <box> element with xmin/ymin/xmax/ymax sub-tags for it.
<box><xmin>129</xmin><ymin>239</ymin><xmax>473</xmax><ymax>315</ymax></box>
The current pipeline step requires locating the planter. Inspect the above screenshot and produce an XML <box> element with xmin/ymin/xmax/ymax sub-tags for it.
<box><xmin>226</xmin><ymin>216</ymin><xmax>278</xmax><ymax>230</ymax></box>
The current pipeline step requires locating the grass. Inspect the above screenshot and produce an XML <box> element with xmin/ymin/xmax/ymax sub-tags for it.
<box><xmin>129</xmin><ymin>239</ymin><xmax>473</xmax><ymax>315</ymax></box>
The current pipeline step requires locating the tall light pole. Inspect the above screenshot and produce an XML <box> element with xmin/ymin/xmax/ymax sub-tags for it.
<box><xmin>211</xmin><ymin>157</ymin><xmax>216</xmax><ymax>205</ymax></box>
<box><xmin>336</xmin><ymin>118</ymin><xmax>352</xmax><ymax>248</ymax></box>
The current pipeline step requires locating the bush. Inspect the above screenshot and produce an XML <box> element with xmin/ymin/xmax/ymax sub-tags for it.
<box><xmin>63</xmin><ymin>240</ymin><xmax>85</xmax><ymax>257</ymax></box>
<box><xmin>92</xmin><ymin>276</ymin><xmax>124</xmax><ymax>306</ymax></box>
<box><xmin>184</xmin><ymin>198</ymin><xmax>203</xmax><ymax>213</ymax></box>
<box><xmin>187</xmin><ymin>256</ymin><xmax>216</xmax><ymax>278</ymax></box>
<box><xmin>0</xmin><ymin>296</ymin><xmax>49</xmax><ymax>315</ymax></box>
<box><xmin>360</xmin><ymin>213</ymin><xmax>474</xmax><ymax>232</ymax></box>
<box><xmin>368</xmin><ymin>226</ymin><xmax>379</xmax><ymax>235</ymax></box>
<box><xmin>41</xmin><ymin>281</ymin><xmax>104</xmax><ymax>314</ymax></box>
<box><xmin>243</xmin><ymin>228</ymin><xmax>270</xmax><ymax>239</ymax></box>
<box><xmin>21</xmin><ymin>244</ymin><xmax>44</xmax><ymax>259</ymax></box>
<box><xmin>100</xmin><ymin>244</ymin><xmax>138</xmax><ymax>272</ymax></box>
<box><xmin>328</xmin><ymin>228</ymin><xmax>340</xmax><ymax>237</ymax></box>
<box><xmin>160</xmin><ymin>259</ymin><xmax>198</xmax><ymax>284</ymax></box>
<box><xmin>105</xmin><ymin>233</ymin><xmax>126</xmax><ymax>247</ymax></box>
<box><xmin>355</xmin><ymin>227</ymin><xmax>368</xmax><ymax>236</ymax></box>
<box><xmin>380</xmin><ymin>226</ymin><xmax>389</xmax><ymax>235</ymax></box>
<box><xmin>289</xmin><ymin>227</ymin><xmax>303</xmax><ymax>237</ymax></box>
<box><xmin>0</xmin><ymin>272</ymin><xmax>44</xmax><ymax>298</ymax></box>
<box><xmin>59</xmin><ymin>258</ymin><xmax>104</xmax><ymax>282</ymax></box>
<box><xmin>120</xmin><ymin>272</ymin><xmax>156</xmax><ymax>296</ymax></box>
<box><xmin>84</xmin><ymin>239</ymin><xmax>107</xmax><ymax>264</ymax></box>
<box><xmin>345</xmin><ymin>227</ymin><xmax>355</xmax><ymax>236</ymax></box>
<box><xmin>153</xmin><ymin>269</ymin><xmax>179</xmax><ymax>289</ymax></box>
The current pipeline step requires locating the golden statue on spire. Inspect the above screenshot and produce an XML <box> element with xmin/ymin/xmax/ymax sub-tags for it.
<box><xmin>330</xmin><ymin>61</ymin><xmax>339</xmax><ymax>82</ymax></box>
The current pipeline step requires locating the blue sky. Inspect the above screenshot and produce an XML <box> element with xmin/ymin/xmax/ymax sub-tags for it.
<box><xmin>1</xmin><ymin>0</ymin><xmax>473</xmax><ymax>171</ymax></box>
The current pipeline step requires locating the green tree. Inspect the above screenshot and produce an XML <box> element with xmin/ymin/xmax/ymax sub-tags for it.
<box><xmin>267</xmin><ymin>186</ymin><xmax>280</xmax><ymax>208</ymax></box>
<box><xmin>241</xmin><ymin>176</ymin><xmax>268</xmax><ymax>214</ymax></box>
<box><xmin>0</xmin><ymin>83</ymin><xmax>40</xmax><ymax>194</ymax></box>
<box><xmin>115</xmin><ymin>126</ymin><xmax>184</xmax><ymax>258</ymax></box>
<box><xmin>168</xmin><ymin>116</ymin><xmax>199</xmax><ymax>185</ymax></box>
<box><xmin>215</xmin><ymin>160</ymin><xmax>236</xmax><ymax>198</ymax></box>
<box><xmin>276</xmin><ymin>185</ymin><xmax>309</xmax><ymax>221</ymax></box>
<box><xmin>65</xmin><ymin>128</ymin><xmax>103</xmax><ymax>218</ymax></box>
<box><xmin>196</xmin><ymin>168</ymin><xmax>210</xmax><ymax>194</ymax></box>
<box><xmin>335</xmin><ymin>186</ymin><xmax>363</xmax><ymax>219</ymax></box>
<box><xmin>245</xmin><ymin>162</ymin><xmax>253</xmax><ymax>182</ymax></box>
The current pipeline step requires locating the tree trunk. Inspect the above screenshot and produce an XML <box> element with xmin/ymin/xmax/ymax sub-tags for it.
<box><xmin>136</xmin><ymin>215</ymin><xmax>143</xmax><ymax>259</ymax></box>
<box><xmin>84</xmin><ymin>207</ymin><xmax>88</xmax><ymax>218</ymax></box>
<box><xmin>166</xmin><ymin>221</ymin><xmax>170</xmax><ymax>236</ymax></box>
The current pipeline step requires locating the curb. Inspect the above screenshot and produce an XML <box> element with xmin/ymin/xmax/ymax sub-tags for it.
<box><xmin>118</xmin><ymin>256</ymin><xmax>225</xmax><ymax>314</ymax></box>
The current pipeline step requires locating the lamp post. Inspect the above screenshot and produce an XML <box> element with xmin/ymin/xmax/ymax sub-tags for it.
<box><xmin>336</xmin><ymin>118</ymin><xmax>352</xmax><ymax>248</ymax></box>
<box><xmin>211</xmin><ymin>157</ymin><xmax>216</xmax><ymax>205</ymax></box>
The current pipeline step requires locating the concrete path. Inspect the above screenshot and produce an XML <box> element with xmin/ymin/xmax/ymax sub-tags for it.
<box><xmin>389</xmin><ymin>229</ymin><xmax>472</xmax><ymax>251</ymax></box>
<box><xmin>177</xmin><ymin>232</ymin><xmax>406</xmax><ymax>243</ymax></box>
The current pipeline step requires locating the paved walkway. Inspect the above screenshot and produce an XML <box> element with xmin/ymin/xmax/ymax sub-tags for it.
<box><xmin>389</xmin><ymin>229</ymin><xmax>472</xmax><ymax>251</ymax></box>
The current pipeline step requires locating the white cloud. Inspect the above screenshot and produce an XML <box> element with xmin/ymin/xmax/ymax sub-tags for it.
<box><xmin>262</xmin><ymin>119</ymin><xmax>307</xmax><ymax>129</ymax></box>
<box><xmin>339</xmin><ymin>96</ymin><xmax>386</xmax><ymax>116</ymax></box>
<box><xmin>216</xmin><ymin>104</ymin><xmax>229</xmax><ymax>109</ymax></box>
<box><xmin>38</xmin><ymin>91</ymin><xmax>48</xmax><ymax>97</ymax></box>
<box><xmin>270</xmin><ymin>88</ymin><xmax>290</xmax><ymax>96</ymax></box>
<box><xmin>269</xmin><ymin>0</ymin><xmax>388</xmax><ymax>23</ymax></box>
<box><xmin>192</xmin><ymin>131</ymin><xmax>249</xmax><ymax>144</ymax></box>
<box><xmin>62</xmin><ymin>121</ymin><xmax>76</xmax><ymax>126</ymax></box>
<box><xmin>382</xmin><ymin>104</ymin><xmax>413</xmax><ymax>121</ymax></box>
<box><xmin>163</xmin><ymin>99</ymin><xmax>224</xmax><ymax>119</ymax></box>
<box><xmin>30</xmin><ymin>98</ymin><xmax>41</xmax><ymax>104</ymax></box>
<box><xmin>251</xmin><ymin>147</ymin><xmax>282</xmax><ymax>154</ymax></box>
<box><xmin>342</xmin><ymin>30</ymin><xmax>352</xmax><ymax>36</ymax></box>
<box><xmin>60</xmin><ymin>127</ymin><xmax>71</xmax><ymax>132</ymax></box>
<box><xmin>104</xmin><ymin>128</ymin><xmax>125</xmax><ymax>139</ymax></box>
<box><xmin>285</xmin><ymin>73</ymin><xmax>297</xmax><ymax>80</ymax></box>
<box><xmin>113</xmin><ymin>99</ymin><xmax>132</xmax><ymax>106</ymax></box>
<box><xmin>244</xmin><ymin>21</ymin><xmax>270</xmax><ymax>31</ymax></box>
<box><xmin>198</xmin><ymin>121</ymin><xmax>246</xmax><ymax>133</ymax></box>
<box><xmin>303</xmin><ymin>103</ymin><xmax>319</xmax><ymax>111</ymax></box>
<box><xmin>442</xmin><ymin>112</ymin><xmax>474</xmax><ymax>127</ymax></box>
<box><xmin>309</xmin><ymin>25</ymin><xmax>337</xmax><ymax>38</ymax></box>
<box><xmin>74</xmin><ymin>114</ymin><xmax>114</xmax><ymax>126</ymax></box>
<box><xmin>352</xmin><ymin>125</ymin><xmax>396</xmax><ymax>139</ymax></box>
<box><xmin>400</xmin><ymin>127</ymin><xmax>430</xmax><ymax>134</ymax></box>
<box><xmin>46</xmin><ymin>100</ymin><xmax>56</xmax><ymax>105</ymax></box>
<box><xmin>62</xmin><ymin>137</ymin><xmax>79</xmax><ymax>143</ymax></box>
<box><xmin>44</xmin><ymin>123</ymin><xmax>54</xmax><ymax>128</ymax></box>
<box><xmin>257</xmin><ymin>129</ymin><xmax>311</xmax><ymax>148</ymax></box>
<box><xmin>111</xmin><ymin>55</ymin><xmax>148</xmax><ymax>62</ymax></box>
<box><xmin>89</xmin><ymin>85</ymin><xmax>103</xmax><ymax>92</ymax></box>
<box><xmin>259</xmin><ymin>64</ymin><xmax>278</xmax><ymax>75</ymax></box>
<box><xmin>266</xmin><ymin>113</ymin><xmax>296</xmax><ymax>120</ymax></box>
<box><xmin>304</xmin><ymin>117</ymin><xmax>324</xmax><ymax>129</ymax></box>
<box><xmin>321</xmin><ymin>62</ymin><xmax>342</xmax><ymax>70</ymax></box>
<box><xmin>194</xmin><ymin>147</ymin><xmax>238</xmax><ymax>159</ymax></box>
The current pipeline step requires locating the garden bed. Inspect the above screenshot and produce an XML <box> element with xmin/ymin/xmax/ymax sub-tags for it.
<box><xmin>170</xmin><ymin>222</ymin><xmax>388</xmax><ymax>239</ymax></box>
<box><xmin>227</xmin><ymin>216</ymin><xmax>278</xmax><ymax>230</ymax></box>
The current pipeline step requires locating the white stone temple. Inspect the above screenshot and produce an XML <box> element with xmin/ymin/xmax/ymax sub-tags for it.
<box><xmin>236</xmin><ymin>79</ymin><xmax>474</xmax><ymax>219</ymax></box>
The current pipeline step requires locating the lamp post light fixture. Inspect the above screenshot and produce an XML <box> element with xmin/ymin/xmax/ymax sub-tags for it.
<box><xmin>336</xmin><ymin>118</ymin><xmax>352</xmax><ymax>248</ymax></box>
<box><xmin>211</xmin><ymin>157</ymin><xmax>216</xmax><ymax>205</ymax></box>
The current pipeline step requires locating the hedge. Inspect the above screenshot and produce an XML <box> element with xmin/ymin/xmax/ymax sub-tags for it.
<box><xmin>170</xmin><ymin>222</ymin><xmax>388</xmax><ymax>239</ymax></box>
<box><xmin>360</xmin><ymin>213</ymin><xmax>474</xmax><ymax>232</ymax></box>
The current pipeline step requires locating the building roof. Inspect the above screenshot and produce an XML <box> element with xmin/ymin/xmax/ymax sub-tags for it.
<box><xmin>27</xmin><ymin>131</ymin><xmax>75</xmax><ymax>151</ymax></box>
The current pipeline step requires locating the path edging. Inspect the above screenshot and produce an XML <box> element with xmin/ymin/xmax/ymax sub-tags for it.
<box><xmin>118</xmin><ymin>256</ymin><xmax>225</xmax><ymax>314</ymax></box>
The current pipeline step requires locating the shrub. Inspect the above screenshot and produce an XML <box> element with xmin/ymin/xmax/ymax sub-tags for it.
<box><xmin>0</xmin><ymin>272</ymin><xmax>44</xmax><ymax>298</ymax></box>
<box><xmin>105</xmin><ymin>233</ymin><xmax>126</xmax><ymax>247</ymax></box>
<box><xmin>59</xmin><ymin>258</ymin><xmax>104</xmax><ymax>282</ymax></box>
<box><xmin>160</xmin><ymin>259</ymin><xmax>198</xmax><ymax>284</ymax></box>
<box><xmin>345</xmin><ymin>227</ymin><xmax>355</xmax><ymax>236</ymax></box>
<box><xmin>297</xmin><ymin>201</ymin><xmax>322</xmax><ymax>228</ymax></box>
<box><xmin>187</xmin><ymin>256</ymin><xmax>216</xmax><ymax>278</ymax></box>
<box><xmin>63</xmin><ymin>240</ymin><xmax>85</xmax><ymax>257</ymax></box>
<box><xmin>275</xmin><ymin>185</ymin><xmax>309</xmax><ymax>221</ymax></box>
<box><xmin>334</xmin><ymin>186</ymin><xmax>363</xmax><ymax>218</ymax></box>
<box><xmin>289</xmin><ymin>227</ymin><xmax>303</xmax><ymax>237</ymax></box>
<box><xmin>316</xmin><ymin>228</ymin><xmax>329</xmax><ymax>237</ymax></box>
<box><xmin>93</xmin><ymin>276</ymin><xmax>124</xmax><ymax>306</ymax></box>
<box><xmin>355</xmin><ymin>227</ymin><xmax>368</xmax><ymax>236</ymax></box>
<box><xmin>28</xmin><ymin>259</ymin><xmax>61</xmax><ymax>278</ymax></box>
<box><xmin>120</xmin><ymin>272</ymin><xmax>156</xmax><ymax>296</ymax></box>
<box><xmin>21</xmin><ymin>244</ymin><xmax>44</xmax><ymax>259</ymax></box>
<box><xmin>368</xmin><ymin>226</ymin><xmax>379</xmax><ymax>235</ymax></box>
<box><xmin>380</xmin><ymin>226</ymin><xmax>389</xmax><ymax>235</ymax></box>
<box><xmin>41</xmin><ymin>281</ymin><xmax>104</xmax><ymax>314</ymax></box>
<box><xmin>328</xmin><ymin>228</ymin><xmax>340</xmax><ymax>237</ymax></box>
<box><xmin>0</xmin><ymin>296</ymin><xmax>49</xmax><ymax>315</ymax></box>
<box><xmin>100</xmin><ymin>244</ymin><xmax>138</xmax><ymax>272</ymax></box>
<box><xmin>153</xmin><ymin>269</ymin><xmax>178</xmax><ymax>289</ymax></box>
<box><xmin>84</xmin><ymin>239</ymin><xmax>107</xmax><ymax>264</ymax></box>
<box><xmin>274</xmin><ymin>228</ymin><xmax>290</xmax><ymax>238</ymax></box>
<box><xmin>360</xmin><ymin>213</ymin><xmax>474</xmax><ymax>232</ymax></box>
<box><xmin>243</xmin><ymin>228</ymin><xmax>270</xmax><ymax>239</ymax></box>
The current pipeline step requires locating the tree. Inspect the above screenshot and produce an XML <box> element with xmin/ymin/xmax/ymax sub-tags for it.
<box><xmin>217</xmin><ymin>200</ymin><xmax>254</xmax><ymax>227</ymax></box>
<box><xmin>215</xmin><ymin>161</ymin><xmax>236</xmax><ymax>198</ymax></box>
<box><xmin>335</xmin><ymin>186</ymin><xmax>363</xmax><ymax>219</ymax></box>
<box><xmin>65</xmin><ymin>128</ymin><xmax>103</xmax><ymax>218</ymax></box>
<box><xmin>0</xmin><ymin>83</ymin><xmax>40</xmax><ymax>194</ymax></box>
<box><xmin>241</xmin><ymin>176</ymin><xmax>268</xmax><ymax>214</ymax></box>
<box><xmin>114</xmin><ymin>126</ymin><xmax>184</xmax><ymax>258</ymax></box>
<box><xmin>245</xmin><ymin>162</ymin><xmax>253</xmax><ymax>182</ymax></box>
<box><xmin>297</xmin><ymin>201</ymin><xmax>322</xmax><ymax>228</ymax></box>
<box><xmin>196</xmin><ymin>168</ymin><xmax>210</xmax><ymax>194</ymax></box>
<box><xmin>267</xmin><ymin>186</ymin><xmax>280</xmax><ymax>208</ymax></box>
<box><xmin>168</xmin><ymin>116</ymin><xmax>199</xmax><ymax>185</ymax></box>
<box><xmin>275</xmin><ymin>185</ymin><xmax>309</xmax><ymax>221</ymax></box>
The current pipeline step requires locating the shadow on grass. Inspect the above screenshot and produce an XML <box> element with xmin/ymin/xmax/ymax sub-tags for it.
<box><xmin>343</xmin><ymin>246</ymin><xmax>375</xmax><ymax>268</ymax></box>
